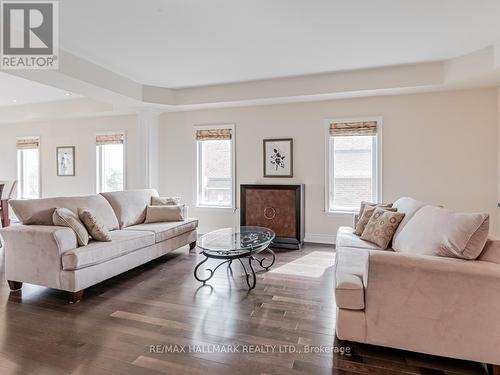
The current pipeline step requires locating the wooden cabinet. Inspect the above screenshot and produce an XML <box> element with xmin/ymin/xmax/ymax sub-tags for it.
<box><xmin>240</xmin><ymin>184</ymin><xmax>304</xmax><ymax>249</ymax></box>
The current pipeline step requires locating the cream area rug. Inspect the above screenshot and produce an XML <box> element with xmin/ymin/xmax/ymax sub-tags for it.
<box><xmin>269</xmin><ymin>251</ymin><xmax>335</xmax><ymax>278</ymax></box>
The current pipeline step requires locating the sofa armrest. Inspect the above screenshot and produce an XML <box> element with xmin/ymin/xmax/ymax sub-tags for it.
<box><xmin>0</xmin><ymin>225</ymin><xmax>77</xmax><ymax>289</ymax></box>
<box><xmin>364</xmin><ymin>250</ymin><xmax>500</xmax><ymax>365</ymax></box>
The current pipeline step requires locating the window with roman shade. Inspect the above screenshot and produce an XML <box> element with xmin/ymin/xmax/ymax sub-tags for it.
<box><xmin>195</xmin><ymin>125</ymin><xmax>235</xmax><ymax>208</ymax></box>
<box><xmin>326</xmin><ymin>119</ymin><xmax>381</xmax><ymax>212</ymax></box>
<box><xmin>96</xmin><ymin>133</ymin><xmax>125</xmax><ymax>145</ymax></box>
<box><xmin>329</xmin><ymin>121</ymin><xmax>377</xmax><ymax>137</ymax></box>
<box><xmin>16</xmin><ymin>136</ymin><xmax>40</xmax><ymax>199</ymax></box>
<box><xmin>195</xmin><ymin>128</ymin><xmax>232</xmax><ymax>141</ymax></box>
<box><xmin>96</xmin><ymin>132</ymin><xmax>125</xmax><ymax>193</ymax></box>
<box><xmin>16</xmin><ymin>136</ymin><xmax>40</xmax><ymax>150</ymax></box>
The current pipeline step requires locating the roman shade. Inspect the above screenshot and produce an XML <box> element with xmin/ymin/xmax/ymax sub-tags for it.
<box><xmin>16</xmin><ymin>136</ymin><xmax>40</xmax><ymax>149</ymax></box>
<box><xmin>329</xmin><ymin>121</ymin><xmax>377</xmax><ymax>137</ymax></box>
<box><xmin>96</xmin><ymin>133</ymin><xmax>125</xmax><ymax>145</ymax></box>
<box><xmin>195</xmin><ymin>128</ymin><xmax>232</xmax><ymax>141</ymax></box>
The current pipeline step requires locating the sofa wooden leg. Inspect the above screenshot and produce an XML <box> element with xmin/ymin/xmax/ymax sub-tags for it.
<box><xmin>68</xmin><ymin>290</ymin><xmax>84</xmax><ymax>304</ymax></box>
<box><xmin>7</xmin><ymin>280</ymin><xmax>22</xmax><ymax>291</ymax></box>
<box><xmin>487</xmin><ymin>364</ymin><xmax>500</xmax><ymax>375</ymax></box>
<box><xmin>189</xmin><ymin>241</ymin><xmax>197</xmax><ymax>251</ymax></box>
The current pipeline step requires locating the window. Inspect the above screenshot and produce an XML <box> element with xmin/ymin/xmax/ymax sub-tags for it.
<box><xmin>96</xmin><ymin>132</ymin><xmax>125</xmax><ymax>193</ymax></box>
<box><xmin>17</xmin><ymin>136</ymin><xmax>41</xmax><ymax>199</ymax></box>
<box><xmin>195</xmin><ymin>125</ymin><xmax>235</xmax><ymax>208</ymax></box>
<box><xmin>326</xmin><ymin>119</ymin><xmax>381</xmax><ymax>212</ymax></box>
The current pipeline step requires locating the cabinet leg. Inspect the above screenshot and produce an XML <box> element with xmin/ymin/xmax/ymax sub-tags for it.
<box><xmin>487</xmin><ymin>364</ymin><xmax>500</xmax><ymax>375</ymax></box>
<box><xmin>7</xmin><ymin>280</ymin><xmax>22</xmax><ymax>291</ymax></box>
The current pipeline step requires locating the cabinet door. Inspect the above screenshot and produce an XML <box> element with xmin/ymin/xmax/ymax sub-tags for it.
<box><xmin>244</xmin><ymin>188</ymin><xmax>296</xmax><ymax>238</ymax></box>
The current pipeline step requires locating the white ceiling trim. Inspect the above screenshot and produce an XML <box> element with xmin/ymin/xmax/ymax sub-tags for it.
<box><xmin>4</xmin><ymin>44</ymin><xmax>500</xmax><ymax>112</ymax></box>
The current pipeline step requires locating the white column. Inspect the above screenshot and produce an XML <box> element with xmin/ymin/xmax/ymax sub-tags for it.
<box><xmin>137</xmin><ymin>109</ymin><xmax>160</xmax><ymax>190</ymax></box>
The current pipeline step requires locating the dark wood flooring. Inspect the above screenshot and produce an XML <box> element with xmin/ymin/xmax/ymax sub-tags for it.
<box><xmin>0</xmin><ymin>243</ymin><xmax>488</xmax><ymax>375</ymax></box>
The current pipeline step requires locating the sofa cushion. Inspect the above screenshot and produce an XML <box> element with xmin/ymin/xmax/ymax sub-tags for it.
<box><xmin>354</xmin><ymin>206</ymin><xmax>396</xmax><ymax>235</ymax></box>
<box><xmin>391</xmin><ymin>197</ymin><xmax>426</xmax><ymax>247</ymax></box>
<box><xmin>336</xmin><ymin>226</ymin><xmax>384</xmax><ymax>251</ymax></box>
<box><xmin>123</xmin><ymin>218</ymin><xmax>198</xmax><ymax>243</ymax></box>
<box><xmin>394</xmin><ymin>205</ymin><xmax>489</xmax><ymax>260</ymax></box>
<box><xmin>78</xmin><ymin>208</ymin><xmax>111</xmax><ymax>242</ymax></box>
<box><xmin>61</xmin><ymin>230</ymin><xmax>155</xmax><ymax>270</ymax></box>
<box><xmin>335</xmin><ymin>272</ymin><xmax>365</xmax><ymax>310</ymax></box>
<box><xmin>10</xmin><ymin>195</ymin><xmax>119</xmax><ymax>230</ymax></box>
<box><xmin>100</xmin><ymin>189</ymin><xmax>159</xmax><ymax>228</ymax></box>
<box><xmin>354</xmin><ymin>201</ymin><xmax>393</xmax><ymax>227</ymax></box>
<box><xmin>144</xmin><ymin>205</ymin><xmax>185</xmax><ymax>223</ymax></box>
<box><xmin>361</xmin><ymin>208</ymin><xmax>405</xmax><ymax>249</ymax></box>
<box><xmin>53</xmin><ymin>208</ymin><xmax>89</xmax><ymax>246</ymax></box>
<box><xmin>151</xmin><ymin>196</ymin><xmax>181</xmax><ymax>205</ymax></box>
<box><xmin>478</xmin><ymin>238</ymin><xmax>500</xmax><ymax>264</ymax></box>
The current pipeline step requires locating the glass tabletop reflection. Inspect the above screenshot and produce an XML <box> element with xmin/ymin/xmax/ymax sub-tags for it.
<box><xmin>198</xmin><ymin>226</ymin><xmax>275</xmax><ymax>256</ymax></box>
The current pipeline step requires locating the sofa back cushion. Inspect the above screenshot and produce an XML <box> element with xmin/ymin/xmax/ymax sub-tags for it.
<box><xmin>10</xmin><ymin>195</ymin><xmax>119</xmax><ymax>230</ymax></box>
<box><xmin>393</xmin><ymin>205</ymin><xmax>489</xmax><ymax>260</ymax></box>
<box><xmin>391</xmin><ymin>197</ymin><xmax>426</xmax><ymax>248</ymax></box>
<box><xmin>478</xmin><ymin>238</ymin><xmax>500</xmax><ymax>264</ymax></box>
<box><xmin>100</xmin><ymin>189</ymin><xmax>159</xmax><ymax>228</ymax></box>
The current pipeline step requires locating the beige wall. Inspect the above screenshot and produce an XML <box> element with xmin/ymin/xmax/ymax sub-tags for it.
<box><xmin>0</xmin><ymin>114</ymin><xmax>142</xmax><ymax>197</ymax></box>
<box><xmin>159</xmin><ymin>89</ymin><xmax>499</xmax><ymax>241</ymax></box>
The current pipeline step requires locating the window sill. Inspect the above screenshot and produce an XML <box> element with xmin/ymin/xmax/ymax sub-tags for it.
<box><xmin>193</xmin><ymin>205</ymin><xmax>235</xmax><ymax>213</ymax></box>
<box><xmin>325</xmin><ymin>210</ymin><xmax>357</xmax><ymax>217</ymax></box>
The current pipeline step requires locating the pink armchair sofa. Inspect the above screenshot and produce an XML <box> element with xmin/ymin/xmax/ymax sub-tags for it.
<box><xmin>0</xmin><ymin>189</ymin><xmax>198</xmax><ymax>302</ymax></box>
<box><xmin>334</xmin><ymin>197</ymin><xmax>500</xmax><ymax>370</ymax></box>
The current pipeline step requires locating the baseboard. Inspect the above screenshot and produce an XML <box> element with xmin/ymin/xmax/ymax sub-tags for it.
<box><xmin>304</xmin><ymin>233</ymin><xmax>336</xmax><ymax>245</ymax></box>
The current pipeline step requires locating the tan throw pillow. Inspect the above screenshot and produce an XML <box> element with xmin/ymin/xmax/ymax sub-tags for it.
<box><xmin>78</xmin><ymin>208</ymin><xmax>112</xmax><ymax>242</ymax></box>
<box><xmin>354</xmin><ymin>201</ymin><xmax>393</xmax><ymax>227</ymax></box>
<box><xmin>354</xmin><ymin>206</ymin><xmax>396</xmax><ymax>235</ymax></box>
<box><xmin>151</xmin><ymin>196</ymin><xmax>181</xmax><ymax>206</ymax></box>
<box><xmin>393</xmin><ymin>205</ymin><xmax>489</xmax><ymax>260</ymax></box>
<box><xmin>144</xmin><ymin>205</ymin><xmax>185</xmax><ymax>223</ymax></box>
<box><xmin>53</xmin><ymin>208</ymin><xmax>89</xmax><ymax>246</ymax></box>
<box><xmin>361</xmin><ymin>208</ymin><xmax>405</xmax><ymax>249</ymax></box>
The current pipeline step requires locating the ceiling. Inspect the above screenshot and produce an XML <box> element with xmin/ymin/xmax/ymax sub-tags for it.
<box><xmin>0</xmin><ymin>73</ymin><xmax>78</xmax><ymax>107</ymax></box>
<box><xmin>59</xmin><ymin>0</ymin><xmax>500</xmax><ymax>88</ymax></box>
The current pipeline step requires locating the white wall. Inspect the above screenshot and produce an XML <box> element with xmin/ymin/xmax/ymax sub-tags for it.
<box><xmin>159</xmin><ymin>89</ymin><xmax>499</xmax><ymax>241</ymax></box>
<box><xmin>0</xmin><ymin>114</ymin><xmax>142</xmax><ymax>197</ymax></box>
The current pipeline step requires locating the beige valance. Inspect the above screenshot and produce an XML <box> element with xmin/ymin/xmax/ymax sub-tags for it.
<box><xmin>16</xmin><ymin>136</ymin><xmax>40</xmax><ymax>149</ymax></box>
<box><xmin>195</xmin><ymin>128</ymin><xmax>232</xmax><ymax>141</ymax></box>
<box><xmin>96</xmin><ymin>133</ymin><xmax>125</xmax><ymax>145</ymax></box>
<box><xmin>329</xmin><ymin>121</ymin><xmax>377</xmax><ymax>137</ymax></box>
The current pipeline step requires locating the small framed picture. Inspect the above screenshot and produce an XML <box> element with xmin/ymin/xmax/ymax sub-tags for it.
<box><xmin>263</xmin><ymin>138</ymin><xmax>293</xmax><ymax>177</ymax></box>
<box><xmin>57</xmin><ymin>146</ymin><xmax>75</xmax><ymax>176</ymax></box>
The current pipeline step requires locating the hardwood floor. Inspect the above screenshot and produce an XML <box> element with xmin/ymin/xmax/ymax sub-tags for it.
<box><xmin>0</xmin><ymin>244</ymin><xmax>488</xmax><ymax>375</ymax></box>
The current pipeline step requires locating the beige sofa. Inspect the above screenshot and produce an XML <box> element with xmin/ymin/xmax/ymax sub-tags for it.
<box><xmin>0</xmin><ymin>189</ymin><xmax>198</xmax><ymax>302</ymax></box>
<box><xmin>334</xmin><ymin>197</ymin><xmax>500</xmax><ymax>369</ymax></box>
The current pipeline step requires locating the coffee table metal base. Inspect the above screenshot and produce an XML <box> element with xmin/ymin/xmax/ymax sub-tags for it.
<box><xmin>194</xmin><ymin>248</ymin><xmax>276</xmax><ymax>290</ymax></box>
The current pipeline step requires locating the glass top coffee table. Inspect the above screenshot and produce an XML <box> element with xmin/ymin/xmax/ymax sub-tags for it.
<box><xmin>194</xmin><ymin>226</ymin><xmax>276</xmax><ymax>290</ymax></box>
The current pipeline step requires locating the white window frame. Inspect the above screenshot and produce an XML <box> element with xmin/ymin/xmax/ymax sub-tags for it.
<box><xmin>193</xmin><ymin>124</ymin><xmax>236</xmax><ymax>210</ymax></box>
<box><xmin>95</xmin><ymin>131</ymin><xmax>127</xmax><ymax>194</ymax></box>
<box><xmin>17</xmin><ymin>136</ymin><xmax>42</xmax><ymax>199</ymax></box>
<box><xmin>324</xmin><ymin>116</ymin><xmax>383</xmax><ymax>214</ymax></box>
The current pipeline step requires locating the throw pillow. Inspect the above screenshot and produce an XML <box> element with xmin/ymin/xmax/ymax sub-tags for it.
<box><xmin>354</xmin><ymin>201</ymin><xmax>393</xmax><ymax>227</ymax></box>
<box><xmin>354</xmin><ymin>206</ymin><xmax>396</xmax><ymax>235</ymax></box>
<box><xmin>144</xmin><ymin>205</ymin><xmax>185</xmax><ymax>223</ymax></box>
<box><xmin>78</xmin><ymin>208</ymin><xmax>112</xmax><ymax>242</ymax></box>
<box><xmin>361</xmin><ymin>208</ymin><xmax>405</xmax><ymax>249</ymax></box>
<box><xmin>151</xmin><ymin>196</ymin><xmax>181</xmax><ymax>206</ymax></box>
<box><xmin>53</xmin><ymin>208</ymin><xmax>89</xmax><ymax>246</ymax></box>
<box><xmin>393</xmin><ymin>205</ymin><xmax>489</xmax><ymax>260</ymax></box>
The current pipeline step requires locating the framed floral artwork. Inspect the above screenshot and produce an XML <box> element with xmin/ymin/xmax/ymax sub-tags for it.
<box><xmin>263</xmin><ymin>138</ymin><xmax>293</xmax><ymax>177</ymax></box>
<box><xmin>56</xmin><ymin>146</ymin><xmax>75</xmax><ymax>176</ymax></box>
